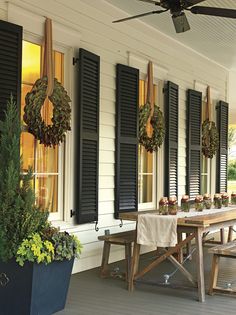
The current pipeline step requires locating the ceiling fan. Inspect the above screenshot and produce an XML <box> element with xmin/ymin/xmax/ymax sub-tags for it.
<box><xmin>112</xmin><ymin>0</ymin><xmax>236</xmax><ymax>33</ymax></box>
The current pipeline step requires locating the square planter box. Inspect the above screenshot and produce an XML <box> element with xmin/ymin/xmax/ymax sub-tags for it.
<box><xmin>0</xmin><ymin>258</ymin><xmax>74</xmax><ymax>315</ymax></box>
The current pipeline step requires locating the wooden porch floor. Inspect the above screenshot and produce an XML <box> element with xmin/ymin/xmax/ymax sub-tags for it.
<box><xmin>57</xmin><ymin>247</ymin><xmax>236</xmax><ymax>315</ymax></box>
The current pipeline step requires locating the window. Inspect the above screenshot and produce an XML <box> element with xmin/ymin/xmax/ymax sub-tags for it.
<box><xmin>21</xmin><ymin>40</ymin><xmax>64</xmax><ymax>220</ymax></box>
<box><xmin>201</xmin><ymin>99</ymin><xmax>213</xmax><ymax>195</ymax></box>
<box><xmin>228</xmin><ymin>125</ymin><xmax>236</xmax><ymax>194</ymax></box>
<box><xmin>138</xmin><ymin>80</ymin><xmax>157</xmax><ymax>209</ymax></box>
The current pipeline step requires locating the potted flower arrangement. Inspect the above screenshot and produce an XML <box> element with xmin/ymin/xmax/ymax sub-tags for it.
<box><xmin>0</xmin><ymin>97</ymin><xmax>82</xmax><ymax>315</ymax></box>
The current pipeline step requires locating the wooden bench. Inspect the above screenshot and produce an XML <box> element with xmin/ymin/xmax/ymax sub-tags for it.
<box><xmin>208</xmin><ymin>241</ymin><xmax>236</xmax><ymax>296</ymax></box>
<box><xmin>98</xmin><ymin>230</ymin><xmax>135</xmax><ymax>281</ymax></box>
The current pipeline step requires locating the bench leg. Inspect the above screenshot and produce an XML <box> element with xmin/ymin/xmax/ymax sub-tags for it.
<box><xmin>186</xmin><ymin>233</ymin><xmax>192</xmax><ymax>261</ymax></box>
<box><xmin>220</xmin><ymin>229</ymin><xmax>226</xmax><ymax>244</ymax></box>
<box><xmin>228</xmin><ymin>226</ymin><xmax>234</xmax><ymax>242</ymax></box>
<box><xmin>100</xmin><ymin>241</ymin><xmax>111</xmax><ymax>278</ymax></box>
<box><xmin>209</xmin><ymin>255</ymin><xmax>220</xmax><ymax>296</ymax></box>
<box><xmin>125</xmin><ymin>243</ymin><xmax>132</xmax><ymax>282</ymax></box>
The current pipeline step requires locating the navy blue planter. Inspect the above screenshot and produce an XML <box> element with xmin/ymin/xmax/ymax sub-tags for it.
<box><xmin>0</xmin><ymin>258</ymin><xmax>74</xmax><ymax>315</ymax></box>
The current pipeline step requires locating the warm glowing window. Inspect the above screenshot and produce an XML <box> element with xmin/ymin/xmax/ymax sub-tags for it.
<box><xmin>21</xmin><ymin>41</ymin><xmax>64</xmax><ymax>216</ymax></box>
<box><xmin>138</xmin><ymin>80</ymin><xmax>157</xmax><ymax>206</ymax></box>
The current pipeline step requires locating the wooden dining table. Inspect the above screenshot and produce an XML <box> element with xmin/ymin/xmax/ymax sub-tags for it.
<box><xmin>119</xmin><ymin>207</ymin><xmax>236</xmax><ymax>302</ymax></box>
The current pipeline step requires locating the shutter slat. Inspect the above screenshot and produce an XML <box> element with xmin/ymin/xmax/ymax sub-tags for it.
<box><xmin>187</xmin><ymin>90</ymin><xmax>202</xmax><ymax>201</ymax></box>
<box><xmin>0</xmin><ymin>20</ymin><xmax>22</xmax><ymax>121</ymax></box>
<box><xmin>216</xmin><ymin>101</ymin><xmax>228</xmax><ymax>193</ymax></box>
<box><xmin>165</xmin><ymin>81</ymin><xmax>179</xmax><ymax>198</ymax></box>
<box><xmin>115</xmin><ymin>64</ymin><xmax>139</xmax><ymax>218</ymax></box>
<box><xmin>75</xmin><ymin>49</ymin><xmax>100</xmax><ymax>224</ymax></box>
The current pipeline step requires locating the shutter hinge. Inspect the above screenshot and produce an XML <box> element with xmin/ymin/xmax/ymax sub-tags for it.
<box><xmin>119</xmin><ymin>219</ymin><xmax>123</xmax><ymax>228</ymax></box>
<box><xmin>95</xmin><ymin>221</ymin><xmax>99</xmax><ymax>232</ymax></box>
<box><xmin>73</xmin><ymin>57</ymin><xmax>79</xmax><ymax>66</ymax></box>
<box><xmin>70</xmin><ymin>209</ymin><xmax>76</xmax><ymax>217</ymax></box>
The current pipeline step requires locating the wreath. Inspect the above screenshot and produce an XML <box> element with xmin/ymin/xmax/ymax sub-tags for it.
<box><xmin>23</xmin><ymin>76</ymin><xmax>71</xmax><ymax>147</ymax></box>
<box><xmin>202</xmin><ymin>118</ymin><xmax>219</xmax><ymax>159</ymax></box>
<box><xmin>139</xmin><ymin>102</ymin><xmax>165</xmax><ymax>153</ymax></box>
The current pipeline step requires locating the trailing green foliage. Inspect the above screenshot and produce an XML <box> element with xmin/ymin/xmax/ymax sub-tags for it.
<box><xmin>51</xmin><ymin>232</ymin><xmax>82</xmax><ymax>261</ymax></box>
<box><xmin>42</xmin><ymin>226</ymin><xmax>82</xmax><ymax>261</ymax></box>
<box><xmin>0</xmin><ymin>97</ymin><xmax>49</xmax><ymax>262</ymax></box>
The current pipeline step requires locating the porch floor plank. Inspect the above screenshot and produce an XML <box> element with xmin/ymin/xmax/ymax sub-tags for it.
<box><xmin>57</xmin><ymin>248</ymin><xmax>236</xmax><ymax>315</ymax></box>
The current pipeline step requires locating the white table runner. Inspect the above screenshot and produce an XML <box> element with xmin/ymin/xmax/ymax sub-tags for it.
<box><xmin>137</xmin><ymin>206</ymin><xmax>234</xmax><ymax>247</ymax></box>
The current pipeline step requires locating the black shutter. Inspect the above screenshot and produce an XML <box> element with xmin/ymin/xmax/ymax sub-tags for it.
<box><xmin>216</xmin><ymin>101</ymin><xmax>228</xmax><ymax>193</ymax></box>
<box><xmin>75</xmin><ymin>48</ymin><xmax>100</xmax><ymax>224</ymax></box>
<box><xmin>164</xmin><ymin>81</ymin><xmax>179</xmax><ymax>198</ymax></box>
<box><xmin>0</xmin><ymin>20</ymin><xmax>22</xmax><ymax>120</ymax></box>
<box><xmin>115</xmin><ymin>64</ymin><xmax>139</xmax><ymax>219</ymax></box>
<box><xmin>186</xmin><ymin>89</ymin><xmax>202</xmax><ymax>200</ymax></box>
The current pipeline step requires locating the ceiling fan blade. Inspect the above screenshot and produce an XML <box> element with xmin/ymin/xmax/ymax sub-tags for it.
<box><xmin>113</xmin><ymin>9</ymin><xmax>168</xmax><ymax>23</ymax></box>
<box><xmin>190</xmin><ymin>6</ymin><xmax>236</xmax><ymax>19</ymax></box>
<box><xmin>137</xmin><ymin>0</ymin><xmax>160</xmax><ymax>5</ymax></box>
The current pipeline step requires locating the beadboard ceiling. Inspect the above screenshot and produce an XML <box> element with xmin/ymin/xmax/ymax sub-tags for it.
<box><xmin>106</xmin><ymin>0</ymin><xmax>236</xmax><ymax>70</ymax></box>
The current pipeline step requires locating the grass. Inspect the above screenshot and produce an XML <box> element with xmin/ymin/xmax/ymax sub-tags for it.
<box><xmin>228</xmin><ymin>180</ymin><xmax>236</xmax><ymax>193</ymax></box>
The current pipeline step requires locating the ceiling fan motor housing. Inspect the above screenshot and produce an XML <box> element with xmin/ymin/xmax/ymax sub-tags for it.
<box><xmin>160</xmin><ymin>0</ymin><xmax>183</xmax><ymax>14</ymax></box>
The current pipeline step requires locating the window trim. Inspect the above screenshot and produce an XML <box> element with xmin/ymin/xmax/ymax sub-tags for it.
<box><xmin>194</xmin><ymin>81</ymin><xmax>219</xmax><ymax>196</ymax></box>
<box><xmin>21</xmin><ymin>39</ymin><xmax>65</xmax><ymax>221</ymax></box>
<box><xmin>9</xmin><ymin>4</ymin><xmax>81</xmax><ymax>223</ymax></box>
<box><xmin>137</xmin><ymin>76</ymin><xmax>166</xmax><ymax>210</ymax></box>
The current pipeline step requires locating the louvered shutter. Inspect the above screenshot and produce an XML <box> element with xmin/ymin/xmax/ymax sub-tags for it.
<box><xmin>216</xmin><ymin>101</ymin><xmax>228</xmax><ymax>193</ymax></box>
<box><xmin>186</xmin><ymin>90</ymin><xmax>202</xmax><ymax>200</ymax></box>
<box><xmin>115</xmin><ymin>64</ymin><xmax>139</xmax><ymax>219</ymax></box>
<box><xmin>0</xmin><ymin>20</ymin><xmax>22</xmax><ymax>120</ymax></box>
<box><xmin>164</xmin><ymin>81</ymin><xmax>179</xmax><ymax>198</ymax></box>
<box><xmin>75</xmin><ymin>49</ymin><xmax>100</xmax><ymax>224</ymax></box>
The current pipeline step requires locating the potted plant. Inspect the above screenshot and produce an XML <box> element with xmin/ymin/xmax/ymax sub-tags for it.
<box><xmin>0</xmin><ymin>97</ymin><xmax>82</xmax><ymax>315</ymax></box>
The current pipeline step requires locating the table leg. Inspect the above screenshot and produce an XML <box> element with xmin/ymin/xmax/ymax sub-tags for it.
<box><xmin>177</xmin><ymin>232</ymin><xmax>183</xmax><ymax>263</ymax></box>
<box><xmin>196</xmin><ymin>229</ymin><xmax>205</xmax><ymax>302</ymax></box>
<box><xmin>128</xmin><ymin>241</ymin><xmax>140</xmax><ymax>292</ymax></box>
<box><xmin>208</xmin><ymin>255</ymin><xmax>220</xmax><ymax>296</ymax></box>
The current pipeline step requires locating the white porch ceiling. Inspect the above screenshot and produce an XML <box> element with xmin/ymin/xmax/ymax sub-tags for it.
<box><xmin>106</xmin><ymin>0</ymin><xmax>236</xmax><ymax>70</ymax></box>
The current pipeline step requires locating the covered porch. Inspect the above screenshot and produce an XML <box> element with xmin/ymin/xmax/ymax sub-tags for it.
<box><xmin>59</xmin><ymin>247</ymin><xmax>236</xmax><ymax>315</ymax></box>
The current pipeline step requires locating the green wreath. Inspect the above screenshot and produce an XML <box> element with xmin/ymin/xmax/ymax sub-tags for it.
<box><xmin>139</xmin><ymin>102</ymin><xmax>165</xmax><ymax>153</ymax></box>
<box><xmin>23</xmin><ymin>76</ymin><xmax>71</xmax><ymax>147</ymax></box>
<box><xmin>202</xmin><ymin>119</ymin><xmax>219</xmax><ymax>159</ymax></box>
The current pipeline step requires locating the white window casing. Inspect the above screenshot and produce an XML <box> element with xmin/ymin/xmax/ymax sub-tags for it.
<box><xmin>8</xmin><ymin>3</ymin><xmax>81</xmax><ymax>223</ymax></box>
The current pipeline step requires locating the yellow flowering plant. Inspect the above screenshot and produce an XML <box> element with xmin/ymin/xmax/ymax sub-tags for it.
<box><xmin>16</xmin><ymin>227</ymin><xmax>82</xmax><ymax>266</ymax></box>
<box><xmin>16</xmin><ymin>233</ymin><xmax>55</xmax><ymax>266</ymax></box>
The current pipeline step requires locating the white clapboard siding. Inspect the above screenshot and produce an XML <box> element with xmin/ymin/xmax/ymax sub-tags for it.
<box><xmin>3</xmin><ymin>0</ymin><xmax>230</xmax><ymax>273</ymax></box>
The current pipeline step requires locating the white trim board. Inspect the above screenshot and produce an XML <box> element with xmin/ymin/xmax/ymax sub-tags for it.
<box><xmin>128</xmin><ymin>52</ymin><xmax>168</xmax><ymax>80</ymax></box>
<box><xmin>7</xmin><ymin>3</ymin><xmax>81</xmax><ymax>48</ymax></box>
<box><xmin>194</xmin><ymin>81</ymin><xmax>220</xmax><ymax>100</ymax></box>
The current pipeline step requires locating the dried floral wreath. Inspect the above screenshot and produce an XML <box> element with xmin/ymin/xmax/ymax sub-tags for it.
<box><xmin>139</xmin><ymin>102</ymin><xmax>165</xmax><ymax>153</ymax></box>
<box><xmin>23</xmin><ymin>77</ymin><xmax>71</xmax><ymax>147</ymax></box>
<box><xmin>202</xmin><ymin>118</ymin><xmax>219</xmax><ymax>159</ymax></box>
